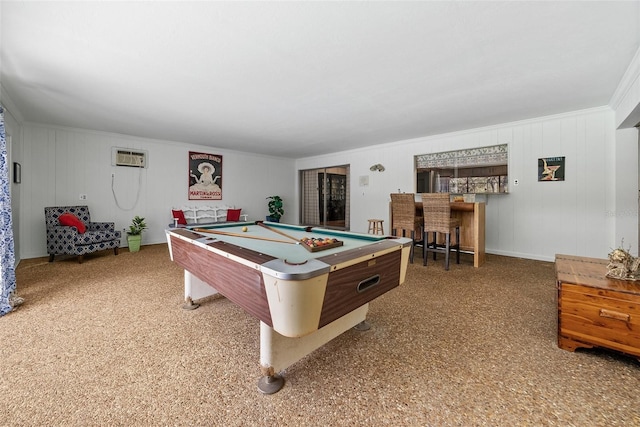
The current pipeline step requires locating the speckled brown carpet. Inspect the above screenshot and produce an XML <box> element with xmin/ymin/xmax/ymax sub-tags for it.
<box><xmin>2</xmin><ymin>244</ymin><xmax>639</xmax><ymax>426</ymax></box>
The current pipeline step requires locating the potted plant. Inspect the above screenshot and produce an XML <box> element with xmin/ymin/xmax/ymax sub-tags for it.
<box><xmin>266</xmin><ymin>196</ymin><xmax>284</xmax><ymax>222</ymax></box>
<box><xmin>126</xmin><ymin>215</ymin><xmax>147</xmax><ymax>252</ymax></box>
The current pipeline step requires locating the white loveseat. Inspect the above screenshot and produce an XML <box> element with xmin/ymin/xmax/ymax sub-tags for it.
<box><xmin>172</xmin><ymin>205</ymin><xmax>248</xmax><ymax>225</ymax></box>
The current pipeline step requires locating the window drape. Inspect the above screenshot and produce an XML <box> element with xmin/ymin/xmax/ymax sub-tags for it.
<box><xmin>0</xmin><ymin>106</ymin><xmax>19</xmax><ymax>316</ymax></box>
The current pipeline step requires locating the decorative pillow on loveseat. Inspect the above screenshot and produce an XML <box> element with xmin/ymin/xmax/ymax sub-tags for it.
<box><xmin>226</xmin><ymin>209</ymin><xmax>242</xmax><ymax>222</ymax></box>
<box><xmin>171</xmin><ymin>209</ymin><xmax>187</xmax><ymax>225</ymax></box>
<box><xmin>59</xmin><ymin>212</ymin><xmax>87</xmax><ymax>234</ymax></box>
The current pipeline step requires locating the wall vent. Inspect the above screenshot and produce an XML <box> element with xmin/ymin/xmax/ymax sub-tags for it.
<box><xmin>112</xmin><ymin>147</ymin><xmax>147</xmax><ymax>168</ymax></box>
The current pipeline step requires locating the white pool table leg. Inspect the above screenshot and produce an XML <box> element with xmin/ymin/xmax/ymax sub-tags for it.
<box><xmin>258</xmin><ymin>304</ymin><xmax>369</xmax><ymax>394</ymax></box>
<box><xmin>183</xmin><ymin>270</ymin><xmax>219</xmax><ymax>310</ymax></box>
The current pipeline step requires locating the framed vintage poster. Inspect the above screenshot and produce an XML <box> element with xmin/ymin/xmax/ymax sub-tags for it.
<box><xmin>538</xmin><ymin>156</ymin><xmax>565</xmax><ymax>181</ymax></box>
<box><xmin>188</xmin><ymin>151</ymin><xmax>222</xmax><ymax>200</ymax></box>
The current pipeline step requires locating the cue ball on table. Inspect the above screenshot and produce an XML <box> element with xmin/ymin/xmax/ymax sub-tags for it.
<box><xmin>242</xmin><ymin>226</ymin><xmax>248</xmax><ymax>232</ymax></box>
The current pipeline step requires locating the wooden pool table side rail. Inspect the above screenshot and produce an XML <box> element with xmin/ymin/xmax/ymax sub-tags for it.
<box><xmin>319</xmin><ymin>250</ymin><xmax>402</xmax><ymax>327</ymax></box>
<box><xmin>169</xmin><ymin>233</ymin><xmax>275</xmax><ymax>327</ymax></box>
<box><xmin>316</xmin><ymin>239</ymin><xmax>408</xmax><ymax>268</ymax></box>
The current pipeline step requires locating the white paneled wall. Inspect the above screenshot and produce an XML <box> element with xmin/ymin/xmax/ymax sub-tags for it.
<box><xmin>20</xmin><ymin>125</ymin><xmax>295</xmax><ymax>259</ymax></box>
<box><xmin>15</xmin><ymin>106</ymin><xmax>639</xmax><ymax>262</ymax></box>
<box><xmin>296</xmin><ymin>107</ymin><xmax>637</xmax><ymax>262</ymax></box>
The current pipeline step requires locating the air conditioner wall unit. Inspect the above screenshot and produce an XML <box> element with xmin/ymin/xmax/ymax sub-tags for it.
<box><xmin>112</xmin><ymin>147</ymin><xmax>147</xmax><ymax>168</ymax></box>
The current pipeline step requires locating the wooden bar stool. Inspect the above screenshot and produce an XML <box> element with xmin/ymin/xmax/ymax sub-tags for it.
<box><xmin>367</xmin><ymin>219</ymin><xmax>384</xmax><ymax>235</ymax></box>
<box><xmin>390</xmin><ymin>193</ymin><xmax>423</xmax><ymax>263</ymax></box>
<box><xmin>421</xmin><ymin>193</ymin><xmax>460</xmax><ymax>270</ymax></box>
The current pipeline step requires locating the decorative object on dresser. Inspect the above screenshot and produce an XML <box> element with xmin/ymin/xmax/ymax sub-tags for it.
<box><xmin>605</xmin><ymin>244</ymin><xmax>640</xmax><ymax>280</ymax></box>
<box><xmin>555</xmin><ymin>254</ymin><xmax>640</xmax><ymax>358</ymax></box>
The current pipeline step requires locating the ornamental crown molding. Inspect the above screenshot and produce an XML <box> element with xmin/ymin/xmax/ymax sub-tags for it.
<box><xmin>609</xmin><ymin>45</ymin><xmax>640</xmax><ymax>111</ymax></box>
<box><xmin>0</xmin><ymin>84</ymin><xmax>25</xmax><ymax>124</ymax></box>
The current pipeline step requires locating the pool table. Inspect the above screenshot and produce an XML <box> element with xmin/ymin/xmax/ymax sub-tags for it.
<box><xmin>166</xmin><ymin>221</ymin><xmax>412</xmax><ymax>393</ymax></box>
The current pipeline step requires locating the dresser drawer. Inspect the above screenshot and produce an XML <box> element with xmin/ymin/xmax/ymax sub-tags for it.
<box><xmin>559</xmin><ymin>283</ymin><xmax>640</xmax><ymax>356</ymax></box>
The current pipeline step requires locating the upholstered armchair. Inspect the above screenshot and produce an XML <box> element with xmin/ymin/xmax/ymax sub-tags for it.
<box><xmin>44</xmin><ymin>206</ymin><xmax>121</xmax><ymax>263</ymax></box>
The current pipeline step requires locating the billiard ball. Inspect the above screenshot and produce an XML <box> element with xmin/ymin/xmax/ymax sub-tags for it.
<box><xmin>242</xmin><ymin>226</ymin><xmax>248</xmax><ymax>232</ymax></box>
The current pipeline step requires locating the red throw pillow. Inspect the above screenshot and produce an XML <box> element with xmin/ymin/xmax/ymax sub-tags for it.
<box><xmin>58</xmin><ymin>212</ymin><xmax>87</xmax><ymax>234</ymax></box>
<box><xmin>226</xmin><ymin>209</ymin><xmax>242</xmax><ymax>222</ymax></box>
<box><xmin>172</xmin><ymin>209</ymin><xmax>187</xmax><ymax>225</ymax></box>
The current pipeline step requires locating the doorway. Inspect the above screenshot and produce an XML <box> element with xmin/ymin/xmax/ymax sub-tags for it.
<box><xmin>300</xmin><ymin>165</ymin><xmax>350</xmax><ymax>230</ymax></box>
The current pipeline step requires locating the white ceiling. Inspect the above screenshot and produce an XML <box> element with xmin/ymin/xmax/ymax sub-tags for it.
<box><xmin>1</xmin><ymin>1</ymin><xmax>639</xmax><ymax>158</ymax></box>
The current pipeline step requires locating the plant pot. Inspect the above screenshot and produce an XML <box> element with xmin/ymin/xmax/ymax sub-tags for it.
<box><xmin>127</xmin><ymin>234</ymin><xmax>142</xmax><ymax>252</ymax></box>
<box><xmin>266</xmin><ymin>216</ymin><xmax>280</xmax><ymax>223</ymax></box>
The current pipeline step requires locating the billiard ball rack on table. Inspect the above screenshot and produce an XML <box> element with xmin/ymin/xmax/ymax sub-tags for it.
<box><xmin>166</xmin><ymin>221</ymin><xmax>412</xmax><ymax>394</ymax></box>
<box><xmin>258</xmin><ymin>220</ymin><xmax>346</xmax><ymax>252</ymax></box>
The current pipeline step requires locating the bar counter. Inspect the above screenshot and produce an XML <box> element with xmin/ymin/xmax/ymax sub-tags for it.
<box><xmin>390</xmin><ymin>201</ymin><xmax>485</xmax><ymax>267</ymax></box>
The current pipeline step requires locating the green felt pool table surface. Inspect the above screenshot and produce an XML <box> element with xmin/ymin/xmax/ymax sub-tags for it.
<box><xmin>186</xmin><ymin>221</ymin><xmax>386</xmax><ymax>265</ymax></box>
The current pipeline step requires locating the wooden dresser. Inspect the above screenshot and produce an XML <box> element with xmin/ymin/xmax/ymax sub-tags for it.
<box><xmin>556</xmin><ymin>254</ymin><xmax>640</xmax><ymax>357</ymax></box>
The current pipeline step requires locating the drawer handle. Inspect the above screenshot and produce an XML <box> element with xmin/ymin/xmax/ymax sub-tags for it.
<box><xmin>599</xmin><ymin>308</ymin><xmax>631</xmax><ymax>322</ymax></box>
<box><xmin>357</xmin><ymin>275</ymin><xmax>380</xmax><ymax>293</ymax></box>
